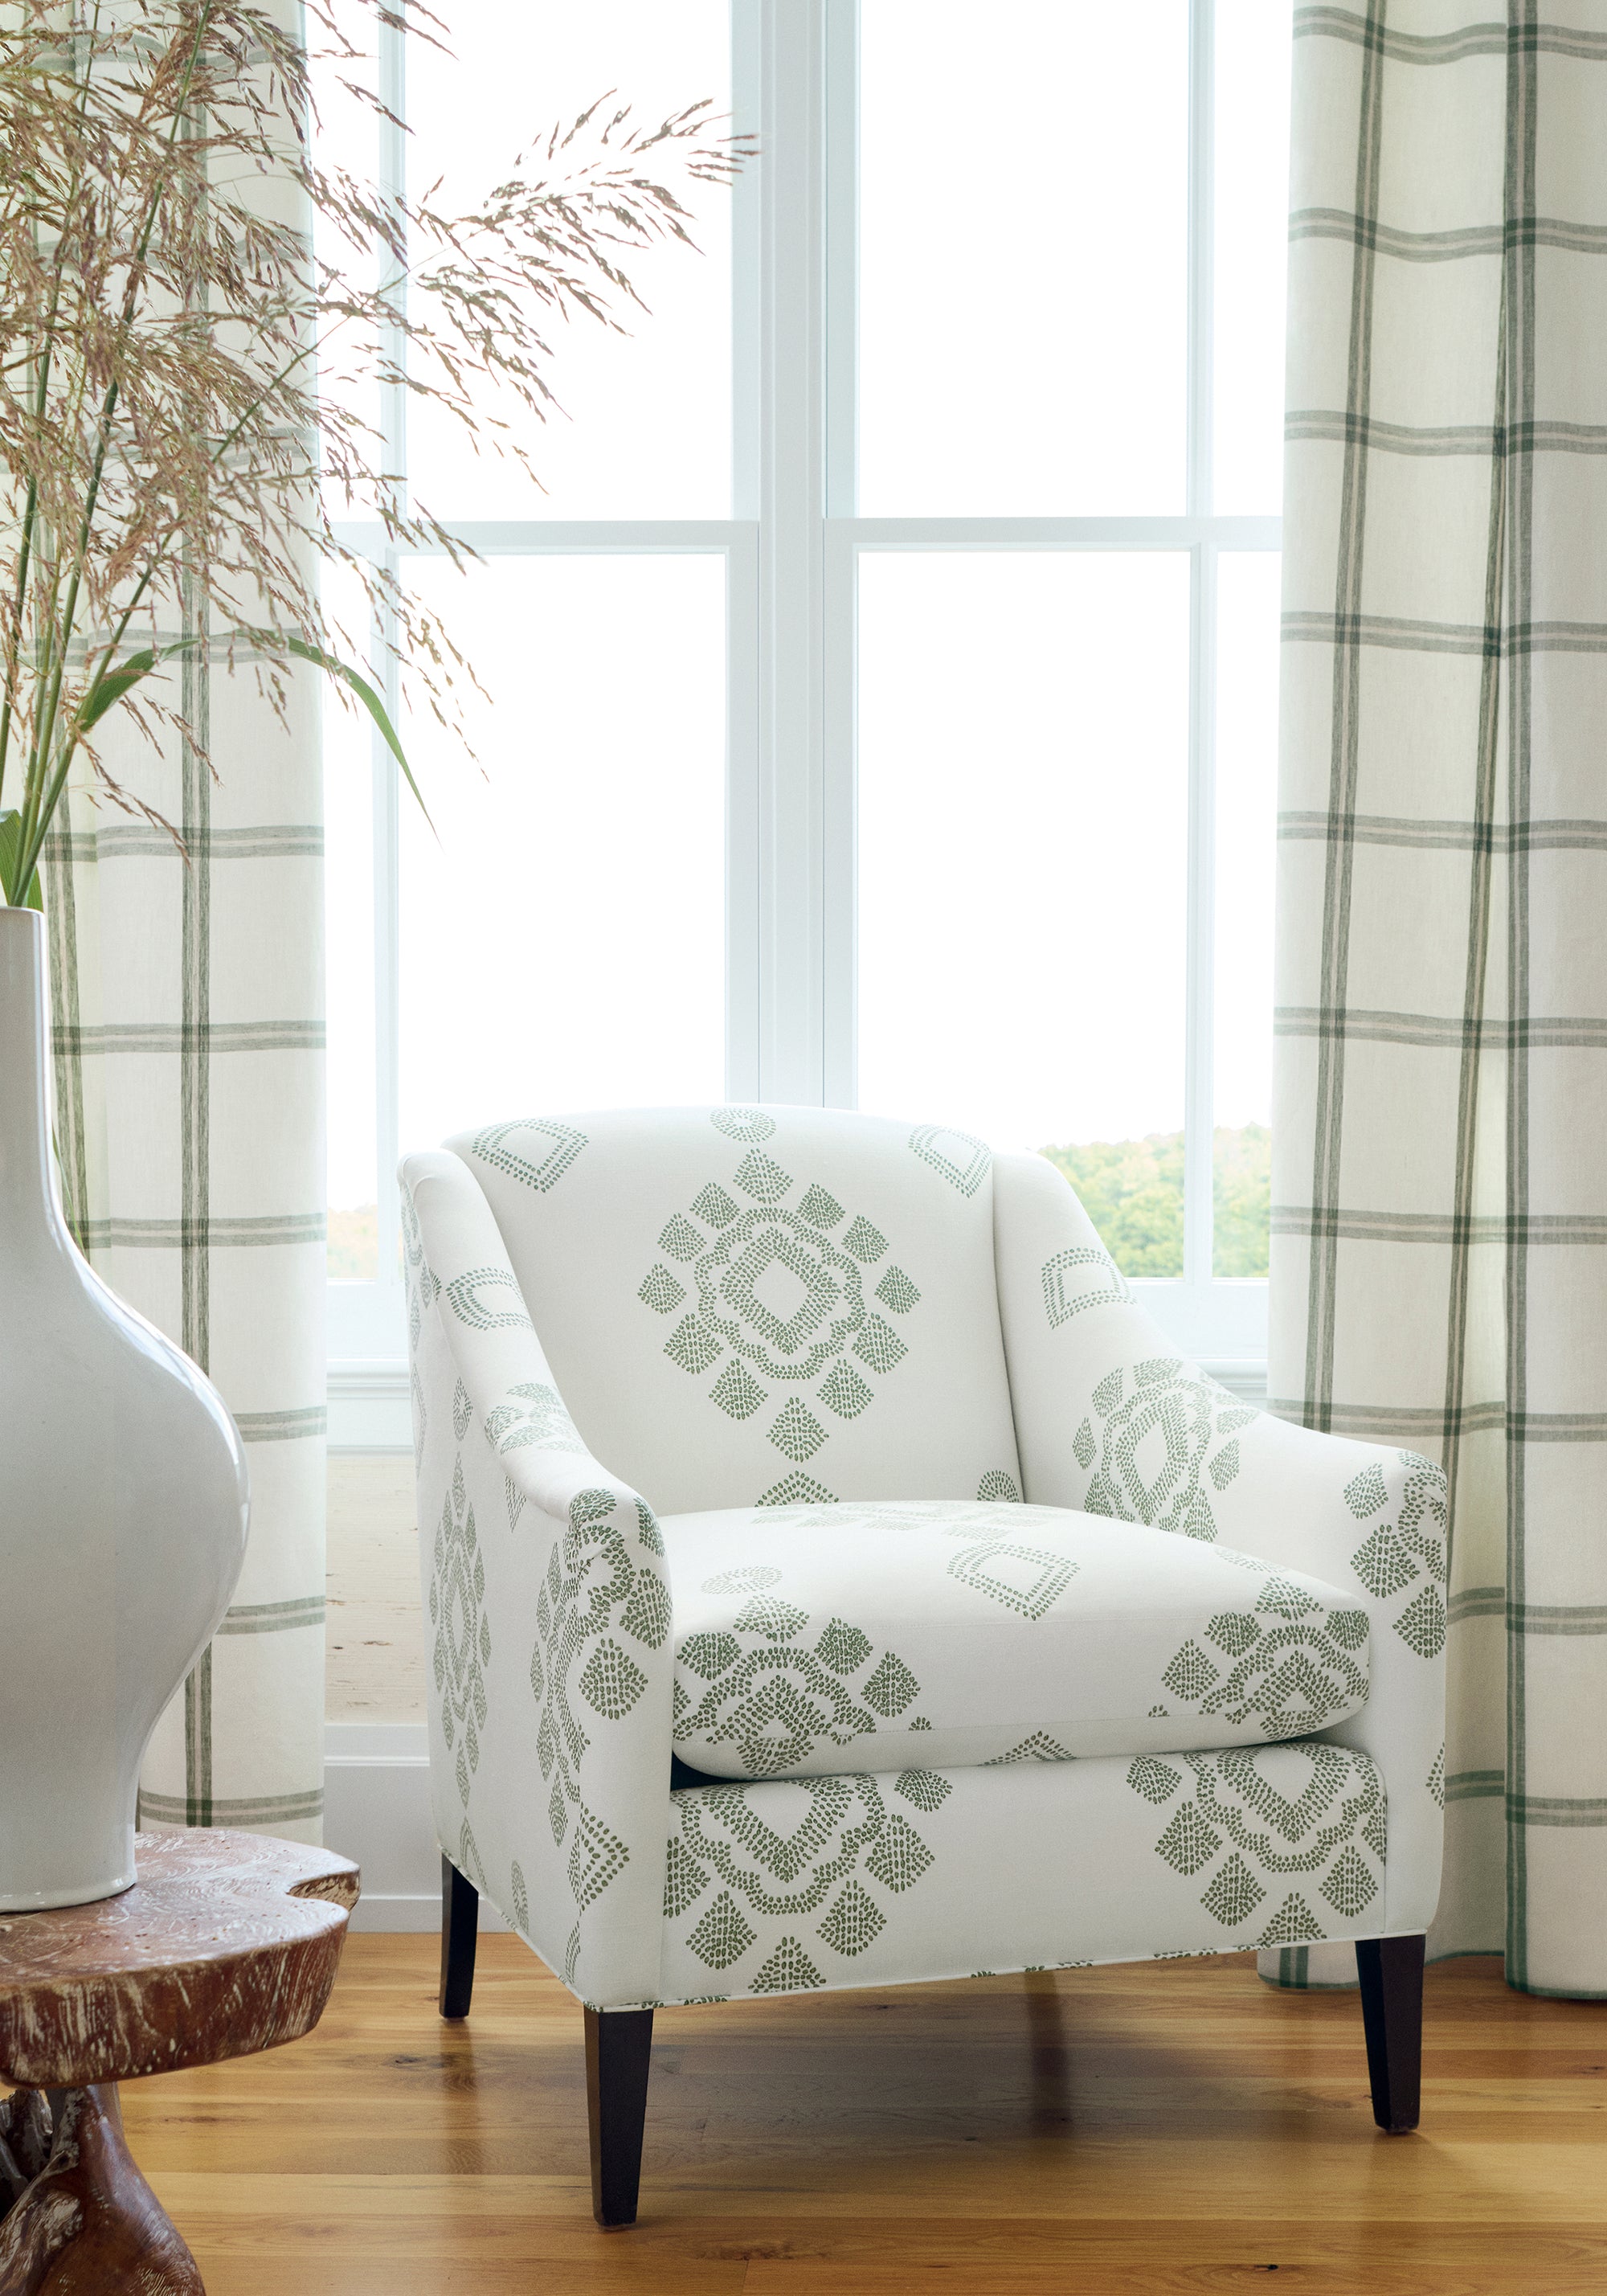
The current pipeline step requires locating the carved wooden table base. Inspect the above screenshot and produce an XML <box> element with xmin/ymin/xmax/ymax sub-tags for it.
<box><xmin>0</xmin><ymin>1831</ymin><xmax>358</xmax><ymax>2294</ymax></box>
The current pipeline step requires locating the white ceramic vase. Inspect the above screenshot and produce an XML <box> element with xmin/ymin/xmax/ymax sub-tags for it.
<box><xmin>0</xmin><ymin>905</ymin><xmax>249</xmax><ymax>1910</ymax></box>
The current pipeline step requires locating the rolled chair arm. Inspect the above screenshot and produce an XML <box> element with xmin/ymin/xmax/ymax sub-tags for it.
<box><xmin>402</xmin><ymin>1150</ymin><xmax>675</xmax><ymax>2007</ymax></box>
<box><xmin>992</xmin><ymin>1149</ymin><xmax>1445</xmax><ymax>1937</ymax></box>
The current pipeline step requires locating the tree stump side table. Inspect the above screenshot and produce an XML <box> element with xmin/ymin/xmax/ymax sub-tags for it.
<box><xmin>0</xmin><ymin>1830</ymin><xmax>359</xmax><ymax>2294</ymax></box>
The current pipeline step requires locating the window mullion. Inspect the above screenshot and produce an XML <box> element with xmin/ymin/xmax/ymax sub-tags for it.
<box><xmin>1184</xmin><ymin>0</ymin><xmax>1217</xmax><ymax>1287</ymax></box>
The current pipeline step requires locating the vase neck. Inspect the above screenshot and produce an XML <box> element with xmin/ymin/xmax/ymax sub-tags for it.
<box><xmin>0</xmin><ymin>907</ymin><xmax>60</xmax><ymax>1230</ymax></box>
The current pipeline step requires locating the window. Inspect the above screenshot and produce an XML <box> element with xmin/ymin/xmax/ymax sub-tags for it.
<box><xmin>323</xmin><ymin>0</ymin><xmax>1292</xmax><ymax>1435</ymax></box>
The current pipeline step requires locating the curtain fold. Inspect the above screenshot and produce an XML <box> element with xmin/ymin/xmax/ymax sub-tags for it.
<box><xmin>1270</xmin><ymin>1</ymin><xmax>1607</xmax><ymax>1995</ymax></box>
<box><xmin>45</xmin><ymin>663</ymin><xmax>326</xmax><ymax>1843</ymax></box>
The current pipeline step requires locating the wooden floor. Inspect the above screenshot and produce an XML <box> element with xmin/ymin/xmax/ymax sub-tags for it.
<box><xmin>118</xmin><ymin>1938</ymin><xmax>1607</xmax><ymax>2294</ymax></box>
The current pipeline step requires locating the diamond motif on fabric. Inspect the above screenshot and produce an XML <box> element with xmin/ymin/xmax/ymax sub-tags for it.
<box><xmin>895</xmin><ymin>1768</ymin><xmax>952</xmax><ymax>1811</ymax></box>
<box><xmin>663</xmin><ymin>1837</ymin><xmax>710</xmax><ymax>1919</ymax></box>
<box><xmin>735</xmin><ymin>1148</ymin><xmax>792</xmax><ymax>1202</ymax></box>
<box><xmin>1073</xmin><ymin>1418</ymin><xmax>1096</xmax><ymax>1469</ymax></box>
<box><xmin>568</xmin><ymin>1803</ymin><xmax>629</xmax><ymax>1911</ymax></box>
<box><xmin>909</xmin><ymin>1123</ymin><xmax>991</xmax><ymax>1197</ymax></box>
<box><xmin>693</xmin><ymin>1182</ymin><xmax>739</xmax><ymax>1228</ymax></box>
<box><xmin>1041</xmin><ymin>1244</ymin><xmax>1134</xmax><ymax>1328</ymax></box>
<box><xmin>452</xmin><ymin>1381</ymin><xmax>472</xmax><ymax>1439</ymax></box>
<box><xmin>877</xmin><ymin>1266</ymin><xmax>920</xmax><ymax>1312</ymax></box>
<box><xmin>1395</xmin><ymin>1585</ymin><xmax>1446</xmax><ymax>1657</ymax></box>
<box><xmin>1082</xmin><ymin>1361</ymin><xmax>1239</xmax><ymax>1539</ymax></box>
<box><xmin>816</xmin><ymin>1617</ymin><xmax>873</xmax><ymax>1674</ymax></box>
<box><xmin>665</xmin><ymin>1316</ymin><xmax>723</xmax><ymax>1374</ymax></box>
<box><xmin>470</xmin><ymin>1117</ymin><xmax>587</xmax><ymax>1193</ymax></box>
<box><xmin>1201</xmin><ymin>1853</ymin><xmax>1266</xmax><ymax>1926</ymax></box>
<box><xmin>660</xmin><ymin>1213</ymin><xmax>705</xmax><ymax>1262</ymax></box>
<box><xmin>1162</xmin><ymin>1639</ymin><xmax>1219</xmax><ymax>1700</ymax></box>
<box><xmin>1319</xmin><ymin>1845</ymin><xmax>1379</xmax><ymax>1917</ymax></box>
<box><xmin>864</xmin><ymin>1651</ymin><xmax>920</xmax><ymax>1717</ymax></box>
<box><xmin>842</xmin><ymin>1216</ymin><xmax>888</xmax><ymax>1264</ymax></box>
<box><xmin>688</xmin><ymin>1889</ymin><xmax>758</xmax><ymax>1968</ymax></box>
<box><xmin>1127</xmin><ymin>1756</ymin><xmax>1183</xmax><ymax>1803</ymax></box>
<box><xmin>852</xmin><ymin>1315</ymin><xmax>907</xmax><ymax>1373</ymax></box>
<box><xmin>947</xmin><ymin>1541</ymin><xmax>1077</xmax><ymax>1621</ymax></box>
<box><xmin>711</xmin><ymin>1360</ymin><xmax>767</xmax><ymax>1420</ymax></box>
<box><xmin>579</xmin><ymin>1637</ymin><xmax>648</xmax><ymax>1719</ymax></box>
<box><xmin>678</xmin><ymin>1630</ymin><xmax>742</xmax><ymax>1680</ymax></box>
<box><xmin>1207</xmin><ymin>1612</ymin><xmax>1261</xmax><ymax>1656</ymax></box>
<box><xmin>1257</xmin><ymin>1893</ymin><xmax>1324</xmax><ymax>1946</ymax></box>
<box><xmin>1344</xmin><ymin>1464</ymin><xmax>1389</xmax><ymax>1519</ymax></box>
<box><xmin>770</xmin><ymin>1398</ymin><xmax>828</xmax><ymax>1461</ymax></box>
<box><xmin>797</xmin><ymin>1183</ymin><xmax>845</xmax><ymax>1227</ymax></box>
<box><xmin>734</xmin><ymin>1593</ymin><xmax>810</xmax><ymax>1642</ymax></box>
<box><xmin>865</xmin><ymin>1813</ymin><xmax>934</xmax><ymax>1893</ymax></box>
<box><xmin>639</xmin><ymin>1263</ymin><xmax>686</xmax><ymax>1315</ymax></box>
<box><xmin>1257</xmin><ymin>1575</ymin><xmax>1321</xmax><ymax>1621</ymax></box>
<box><xmin>817</xmin><ymin>1880</ymin><xmax>886</xmax><ymax>1957</ymax></box>
<box><xmin>818</xmin><ymin>1361</ymin><xmax>874</xmax><ymax>1419</ymax></box>
<box><xmin>1351</xmin><ymin>1524</ymin><xmax>1414</xmax><ymax>1598</ymax></box>
<box><xmin>1157</xmin><ymin>1802</ymin><xmax>1221</xmax><ymax>1876</ymax></box>
<box><xmin>750</xmin><ymin>1938</ymin><xmax>827</xmax><ymax>1993</ymax></box>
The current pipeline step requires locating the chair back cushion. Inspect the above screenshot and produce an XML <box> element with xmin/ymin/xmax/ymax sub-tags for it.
<box><xmin>448</xmin><ymin>1105</ymin><xmax>1022</xmax><ymax>1516</ymax></box>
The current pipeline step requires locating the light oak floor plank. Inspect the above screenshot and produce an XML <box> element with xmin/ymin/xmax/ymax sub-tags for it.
<box><xmin>112</xmin><ymin>1939</ymin><xmax>1607</xmax><ymax>2294</ymax></box>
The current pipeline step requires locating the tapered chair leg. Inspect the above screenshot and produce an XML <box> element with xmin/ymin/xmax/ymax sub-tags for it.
<box><xmin>1355</xmin><ymin>1933</ymin><xmax>1425</xmax><ymax>2132</ymax></box>
<box><xmin>439</xmin><ymin>1854</ymin><xmax>479</xmax><ymax>2020</ymax></box>
<box><xmin>585</xmin><ymin>2006</ymin><xmax>654</xmax><ymax>2228</ymax></box>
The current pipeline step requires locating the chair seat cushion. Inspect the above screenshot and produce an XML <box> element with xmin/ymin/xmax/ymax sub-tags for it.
<box><xmin>664</xmin><ymin>1500</ymin><xmax>1369</xmax><ymax>1778</ymax></box>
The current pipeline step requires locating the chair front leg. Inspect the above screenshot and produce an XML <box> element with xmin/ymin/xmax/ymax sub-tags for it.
<box><xmin>1355</xmin><ymin>1934</ymin><xmax>1425</xmax><ymax>2132</ymax></box>
<box><xmin>586</xmin><ymin>2006</ymin><xmax>654</xmax><ymax>2228</ymax></box>
<box><xmin>439</xmin><ymin>1854</ymin><xmax>480</xmax><ymax>2020</ymax></box>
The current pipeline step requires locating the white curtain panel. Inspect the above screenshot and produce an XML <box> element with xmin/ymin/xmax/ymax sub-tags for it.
<box><xmin>1272</xmin><ymin>2</ymin><xmax>1607</xmax><ymax>1996</ymax></box>
<box><xmin>44</xmin><ymin>655</ymin><xmax>326</xmax><ymax>1843</ymax></box>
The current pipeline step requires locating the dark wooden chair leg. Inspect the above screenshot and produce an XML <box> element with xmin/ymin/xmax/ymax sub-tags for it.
<box><xmin>1355</xmin><ymin>1933</ymin><xmax>1425</xmax><ymax>2132</ymax></box>
<box><xmin>585</xmin><ymin>2006</ymin><xmax>654</xmax><ymax>2228</ymax></box>
<box><xmin>439</xmin><ymin>1854</ymin><xmax>479</xmax><ymax>2020</ymax></box>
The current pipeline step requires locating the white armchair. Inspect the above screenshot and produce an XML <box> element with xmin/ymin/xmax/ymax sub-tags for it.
<box><xmin>402</xmin><ymin>1106</ymin><xmax>1445</xmax><ymax>2226</ymax></box>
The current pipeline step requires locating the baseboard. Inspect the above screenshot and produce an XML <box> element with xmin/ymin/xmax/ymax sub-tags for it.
<box><xmin>323</xmin><ymin>1721</ymin><xmax>505</xmax><ymax>1934</ymax></box>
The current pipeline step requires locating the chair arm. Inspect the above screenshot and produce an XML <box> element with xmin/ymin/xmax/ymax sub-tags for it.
<box><xmin>992</xmin><ymin>1150</ymin><xmax>1445</xmax><ymax>1934</ymax></box>
<box><xmin>401</xmin><ymin>1150</ymin><xmax>674</xmax><ymax>2007</ymax></box>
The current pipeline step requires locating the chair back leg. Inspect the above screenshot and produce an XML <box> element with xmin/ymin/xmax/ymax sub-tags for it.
<box><xmin>440</xmin><ymin>1855</ymin><xmax>480</xmax><ymax>2020</ymax></box>
<box><xmin>1355</xmin><ymin>1933</ymin><xmax>1425</xmax><ymax>2132</ymax></box>
<box><xmin>586</xmin><ymin>2007</ymin><xmax>654</xmax><ymax>2228</ymax></box>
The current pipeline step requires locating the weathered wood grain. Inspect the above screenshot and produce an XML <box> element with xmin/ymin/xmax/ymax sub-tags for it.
<box><xmin>0</xmin><ymin>2085</ymin><xmax>202</xmax><ymax>2294</ymax></box>
<box><xmin>0</xmin><ymin>1831</ymin><xmax>358</xmax><ymax>2090</ymax></box>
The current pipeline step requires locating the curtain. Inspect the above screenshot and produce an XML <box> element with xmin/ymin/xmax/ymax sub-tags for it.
<box><xmin>1269</xmin><ymin>2</ymin><xmax>1607</xmax><ymax>1996</ymax></box>
<box><xmin>44</xmin><ymin>664</ymin><xmax>326</xmax><ymax>1844</ymax></box>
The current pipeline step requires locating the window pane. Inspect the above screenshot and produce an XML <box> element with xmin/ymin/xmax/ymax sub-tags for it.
<box><xmin>858</xmin><ymin>2</ymin><xmax>1189</xmax><ymax>517</ymax></box>
<box><xmin>397</xmin><ymin>556</ymin><xmax>726</xmax><ymax>1152</ymax></box>
<box><xmin>406</xmin><ymin>3</ymin><xmax>731</xmax><ymax>520</ymax></box>
<box><xmin>857</xmin><ymin>553</ymin><xmax>1191</xmax><ymax>1275</ymax></box>
<box><xmin>1213</xmin><ymin>2</ymin><xmax>1293</xmax><ymax>514</ymax></box>
<box><xmin>324</xmin><ymin>559</ymin><xmax>379</xmax><ymax>1280</ymax></box>
<box><xmin>1213</xmin><ymin>552</ymin><xmax>1280</xmax><ymax>1276</ymax></box>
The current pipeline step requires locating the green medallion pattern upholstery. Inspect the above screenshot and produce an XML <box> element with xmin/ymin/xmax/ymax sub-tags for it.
<box><xmin>402</xmin><ymin>1105</ymin><xmax>1445</xmax><ymax>2011</ymax></box>
<box><xmin>664</xmin><ymin>1500</ymin><xmax>1369</xmax><ymax>1776</ymax></box>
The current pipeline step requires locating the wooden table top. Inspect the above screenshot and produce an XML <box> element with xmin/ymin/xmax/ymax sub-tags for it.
<box><xmin>0</xmin><ymin>1830</ymin><xmax>359</xmax><ymax>2090</ymax></box>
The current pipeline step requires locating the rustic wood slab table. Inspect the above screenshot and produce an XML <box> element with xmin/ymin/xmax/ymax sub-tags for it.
<box><xmin>0</xmin><ymin>1830</ymin><xmax>358</xmax><ymax>2294</ymax></box>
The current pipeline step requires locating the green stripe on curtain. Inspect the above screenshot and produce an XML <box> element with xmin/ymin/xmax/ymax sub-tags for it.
<box><xmin>1270</xmin><ymin>2</ymin><xmax>1607</xmax><ymax>1998</ymax></box>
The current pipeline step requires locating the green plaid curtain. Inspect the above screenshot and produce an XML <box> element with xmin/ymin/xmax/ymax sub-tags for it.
<box><xmin>45</xmin><ymin>657</ymin><xmax>327</xmax><ymax>1844</ymax></box>
<box><xmin>1270</xmin><ymin>2</ymin><xmax>1607</xmax><ymax>1996</ymax></box>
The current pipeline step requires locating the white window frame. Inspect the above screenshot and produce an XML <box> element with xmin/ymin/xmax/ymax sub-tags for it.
<box><xmin>328</xmin><ymin>0</ymin><xmax>1276</xmax><ymax>1446</ymax></box>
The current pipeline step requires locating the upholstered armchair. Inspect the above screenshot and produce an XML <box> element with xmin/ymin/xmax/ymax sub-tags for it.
<box><xmin>402</xmin><ymin>1106</ymin><xmax>1446</xmax><ymax>2227</ymax></box>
